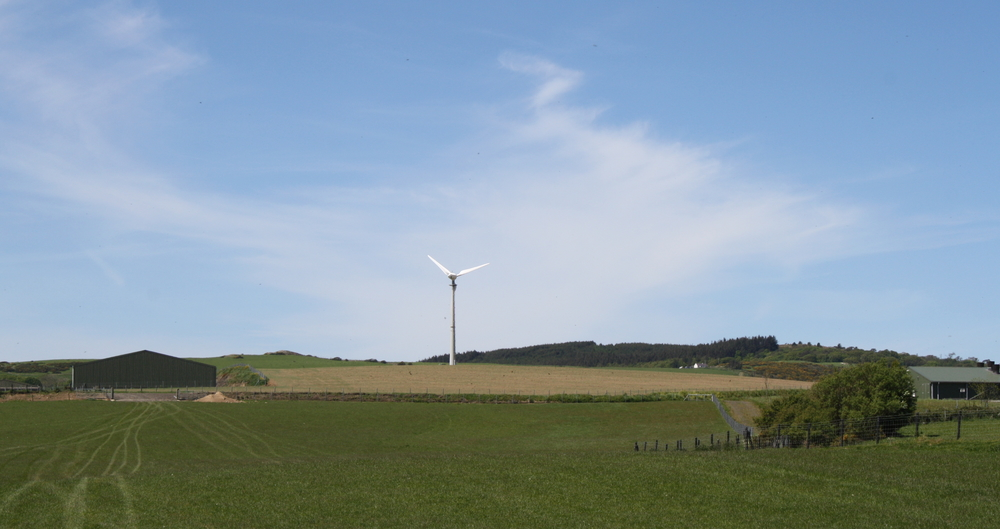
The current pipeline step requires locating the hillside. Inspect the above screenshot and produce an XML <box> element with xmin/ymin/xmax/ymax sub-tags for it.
<box><xmin>764</xmin><ymin>342</ymin><xmax>978</xmax><ymax>367</ymax></box>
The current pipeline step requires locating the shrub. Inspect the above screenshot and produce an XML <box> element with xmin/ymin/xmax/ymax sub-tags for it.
<box><xmin>217</xmin><ymin>365</ymin><xmax>269</xmax><ymax>386</ymax></box>
<box><xmin>757</xmin><ymin>359</ymin><xmax>916</xmax><ymax>431</ymax></box>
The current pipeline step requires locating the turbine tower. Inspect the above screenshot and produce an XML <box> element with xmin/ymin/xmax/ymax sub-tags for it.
<box><xmin>428</xmin><ymin>255</ymin><xmax>489</xmax><ymax>366</ymax></box>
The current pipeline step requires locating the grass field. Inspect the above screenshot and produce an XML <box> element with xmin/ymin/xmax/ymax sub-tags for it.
<box><xmin>1</xmin><ymin>399</ymin><xmax>998</xmax><ymax>528</ymax></box>
<box><xmin>187</xmin><ymin>354</ymin><xmax>375</xmax><ymax>369</ymax></box>
<box><xmin>260</xmin><ymin>363</ymin><xmax>813</xmax><ymax>394</ymax></box>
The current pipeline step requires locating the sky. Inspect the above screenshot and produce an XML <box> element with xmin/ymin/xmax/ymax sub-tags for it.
<box><xmin>2</xmin><ymin>1</ymin><xmax>999</xmax><ymax>363</ymax></box>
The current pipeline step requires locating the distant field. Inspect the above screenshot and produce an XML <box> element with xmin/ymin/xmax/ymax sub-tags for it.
<box><xmin>1</xmin><ymin>400</ymin><xmax>998</xmax><ymax>527</ymax></box>
<box><xmin>261</xmin><ymin>363</ymin><xmax>813</xmax><ymax>393</ymax></box>
<box><xmin>187</xmin><ymin>354</ymin><xmax>375</xmax><ymax>369</ymax></box>
<box><xmin>723</xmin><ymin>400</ymin><xmax>762</xmax><ymax>425</ymax></box>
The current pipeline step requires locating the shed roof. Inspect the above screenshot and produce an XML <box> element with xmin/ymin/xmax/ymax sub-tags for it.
<box><xmin>908</xmin><ymin>366</ymin><xmax>1000</xmax><ymax>383</ymax></box>
<box><xmin>77</xmin><ymin>350</ymin><xmax>212</xmax><ymax>369</ymax></box>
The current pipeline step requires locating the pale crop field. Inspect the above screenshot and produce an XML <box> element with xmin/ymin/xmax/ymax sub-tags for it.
<box><xmin>261</xmin><ymin>363</ymin><xmax>812</xmax><ymax>393</ymax></box>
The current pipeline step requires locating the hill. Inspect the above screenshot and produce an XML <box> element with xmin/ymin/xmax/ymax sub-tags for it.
<box><xmin>764</xmin><ymin>342</ymin><xmax>978</xmax><ymax>367</ymax></box>
<box><xmin>422</xmin><ymin>337</ymin><xmax>980</xmax><ymax>371</ymax></box>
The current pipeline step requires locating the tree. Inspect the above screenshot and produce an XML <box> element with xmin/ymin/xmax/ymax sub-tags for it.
<box><xmin>757</xmin><ymin>360</ymin><xmax>916</xmax><ymax>430</ymax></box>
<box><xmin>811</xmin><ymin>360</ymin><xmax>916</xmax><ymax>420</ymax></box>
<box><xmin>969</xmin><ymin>380</ymin><xmax>1000</xmax><ymax>403</ymax></box>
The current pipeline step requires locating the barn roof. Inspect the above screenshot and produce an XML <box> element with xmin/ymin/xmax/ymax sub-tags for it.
<box><xmin>908</xmin><ymin>366</ymin><xmax>1000</xmax><ymax>383</ymax></box>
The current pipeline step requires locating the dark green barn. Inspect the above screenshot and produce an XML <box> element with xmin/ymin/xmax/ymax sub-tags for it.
<box><xmin>72</xmin><ymin>350</ymin><xmax>216</xmax><ymax>389</ymax></box>
<box><xmin>908</xmin><ymin>366</ymin><xmax>1000</xmax><ymax>400</ymax></box>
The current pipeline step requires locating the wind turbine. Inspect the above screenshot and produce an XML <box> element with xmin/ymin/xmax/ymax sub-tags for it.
<box><xmin>428</xmin><ymin>255</ymin><xmax>489</xmax><ymax>366</ymax></box>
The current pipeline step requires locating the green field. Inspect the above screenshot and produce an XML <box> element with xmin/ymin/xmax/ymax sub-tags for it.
<box><xmin>187</xmin><ymin>354</ymin><xmax>377</xmax><ymax>369</ymax></box>
<box><xmin>1</xmin><ymin>400</ymin><xmax>998</xmax><ymax>527</ymax></box>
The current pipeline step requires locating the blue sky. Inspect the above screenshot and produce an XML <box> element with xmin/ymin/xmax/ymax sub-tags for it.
<box><xmin>2</xmin><ymin>1</ymin><xmax>999</xmax><ymax>362</ymax></box>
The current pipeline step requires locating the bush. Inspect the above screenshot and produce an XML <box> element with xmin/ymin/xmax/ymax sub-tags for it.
<box><xmin>217</xmin><ymin>365</ymin><xmax>269</xmax><ymax>386</ymax></box>
<box><xmin>812</xmin><ymin>360</ymin><xmax>916</xmax><ymax>420</ymax></box>
<box><xmin>758</xmin><ymin>360</ymin><xmax>916</xmax><ymax>430</ymax></box>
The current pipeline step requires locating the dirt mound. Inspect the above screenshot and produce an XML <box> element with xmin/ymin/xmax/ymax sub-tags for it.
<box><xmin>195</xmin><ymin>391</ymin><xmax>242</xmax><ymax>403</ymax></box>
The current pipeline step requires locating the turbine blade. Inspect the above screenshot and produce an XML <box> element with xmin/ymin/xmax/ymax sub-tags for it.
<box><xmin>427</xmin><ymin>255</ymin><xmax>454</xmax><ymax>276</ymax></box>
<box><xmin>456</xmin><ymin>263</ymin><xmax>489</xmax><ymax>277</ymax></box>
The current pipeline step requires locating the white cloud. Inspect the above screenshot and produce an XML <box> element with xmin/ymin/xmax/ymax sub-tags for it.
<box><xmin>498</xmin><ymin>54</ymin><xmax>583</xmax><ymax>108</ymax></box>
<box><xmin>0</xmin><ymin>6</ymin><xmax>966</xmax><ymax>360</ymax></box>
<box><xmin>0</xmin><ymin>0</ymin><xmax>201</xmax><ymax>133</ymax></box>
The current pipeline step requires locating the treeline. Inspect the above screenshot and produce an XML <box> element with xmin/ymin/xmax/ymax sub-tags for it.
<box><xmin>421</xmin><ymin>336</ymin><xmax>978</xmax><ymax>372</ymax></box>
<box><xmin>420</xmin><ymin>336</ymin><xmax>780</xmax><ymax>367</ymax></box>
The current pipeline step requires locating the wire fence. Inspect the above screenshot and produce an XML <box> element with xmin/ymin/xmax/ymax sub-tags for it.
<box><xmin>0</xmin><ymin>384</ymin><xmax>42</xmax><ymax>393</ymax></box>
<box><xmin>177</xmin><ymin>388</ymin><xmax>712</xmax><ymax>403</ymax></box>
<box><xmin>635</xmin><ymin>407</ymin><xmax>1000</xmax><ymax>452</ymax></box>
<box><xmin>710</xmin><ymin>394</ymin><xmax>755</xmax><ymax>437</ymax></box>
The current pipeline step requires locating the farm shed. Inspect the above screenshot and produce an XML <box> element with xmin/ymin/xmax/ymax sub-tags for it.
<box><xmin>72</xmin><ymin>350</ymin><xmax>216</xmax><ymax>389</ymax></box>
<box><xmin>908</xmin><ymin>365</ymin><xmax>1000</xmax><ymax>400</ymax></box>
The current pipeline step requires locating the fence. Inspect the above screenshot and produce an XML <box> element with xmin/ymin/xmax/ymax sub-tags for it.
<box><xmin>635</xmin><ymin>407</ymin><xmax>1000</xmax><ymax>452</ymax></box>
<box><xmin>0</xmin><ymin>383</ymin><xmax>41</xmax><ymax>393</ymax></box>
<box><xmin>175</xmin><ymin>388</ymin><xmax>705</xmax><ymax>403</ymax></box>
<box><xmin>710</xmin><ymin>394</ymin><xmax>754</xmax><ymax>437</ymax></box>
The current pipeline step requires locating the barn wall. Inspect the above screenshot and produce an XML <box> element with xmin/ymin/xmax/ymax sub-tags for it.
<box><xmin>910</xmin><ymin>371</ymin><xmax>933</xmax><ymax>399</ymax></box>
<box><xmin>73</xmin><ymin>351</ymin><xmax>216</xmax><ymax>389</ymax></box>
<box><xmin>936</xmin><ymin>382</ymin><xmax>969</xmax><ymax>400</ymax></box>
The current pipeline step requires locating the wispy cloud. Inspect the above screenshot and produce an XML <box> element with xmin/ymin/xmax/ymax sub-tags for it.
<box><xmin>0</xmin><ymin>5</ymin><xmax>987</xmax><ymax>360</ymax></box>
<box><xmin>85</xmin><ymin>249</ymin><xmax>124</xmax><ymax>286</ymax></box>
<box><xmin>498</xmin><ymin>53</ymin><xmax>583</xmax><ymax>107</ymax></box>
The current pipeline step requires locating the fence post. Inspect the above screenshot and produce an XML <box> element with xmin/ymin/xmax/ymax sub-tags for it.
<box><xmin>806</xmin><ymin>423</ymin><xmax>811</xmax><ymax>449</ymax></box>
<box><xmin>915</xmin><ymin>413</ymin><xmax>920</xmax><ymax>437</ymax></box>
<box><xmin>840</xmin><ymin>420</ymin><xmax>846</xmax><ymax>447</ymax></box>
<box><xmin>957</xmin><ymin>411</ymin><xmax>962</xmax><ymax>440</ymax></box>
<box><xmin>876</xmin><ymin>417</ymin><xmax>881</xmax><ymax>444</ymax></box>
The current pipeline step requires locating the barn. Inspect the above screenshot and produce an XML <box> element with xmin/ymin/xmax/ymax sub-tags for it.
<box><xmin>72</xmin><ymin>350</ymin><xmax>216</xmax><ymax>389</ymax></box>
<box><xmin>908</xmin><ymin>364</ymin><xmax>1000</xmax><ymax>400</ymax></box>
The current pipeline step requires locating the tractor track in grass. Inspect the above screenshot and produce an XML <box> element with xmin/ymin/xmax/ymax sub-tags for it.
<box><xmin>0</xmin><ymin>403</ymin><xmax>170</xmax><ymax>527</ymax></box>
<box><xmin>163</xmin><ymin>402</ymin><xmax>278</xmax><ymax>460</ymax></box>
<box><xmin>185</xmin><ymin>404</ymin><xmax>283</xmax><ymax>459</ymax></box>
